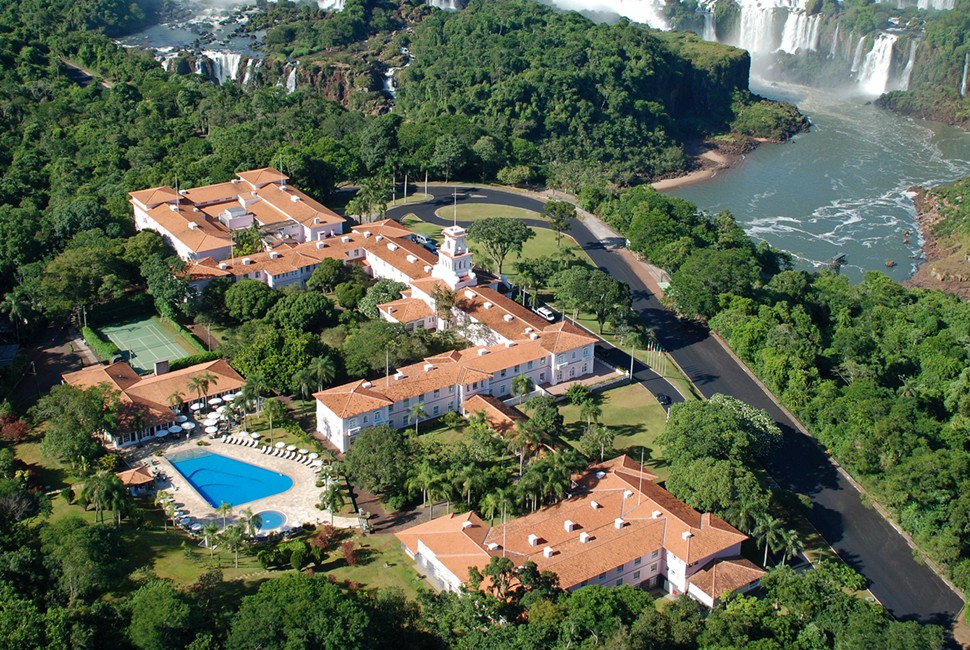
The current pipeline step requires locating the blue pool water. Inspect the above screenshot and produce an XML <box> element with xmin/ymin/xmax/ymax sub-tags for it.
<box><xmin>168</xmin><ymin>449</ymin><xmax>293</xmax><ymax>507</ymax></box>
<box><xmin>256</xmin><ymin>510</ymin><xmax>285</xmax><ymax>530</ymax></box>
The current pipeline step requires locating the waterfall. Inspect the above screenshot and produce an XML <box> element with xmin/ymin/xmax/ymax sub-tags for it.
<box><xmin>202</xmin><ymin>50</ymin><xmax>242</xmax><ymax>85</ymax></box>
<box><xmin>428</xmin><ymin>0</ymin><xmax>460</xmax><ymax>8</ymax></box>
<box><xmin>316</xmin><ymin>0</ymin><xmax>345</xmax><ymax>9</ymax></box>
<box><xmin>383</xmin><ymin>68</ymin><xmax>399</xmax><ymax>98</ymax></box>
<box><xmin>286</xmin><ymin>65</ymin><xmax>298</xmax><ymax>94</ymax></box>
<box><xmin>850</xmin><ymin>35</ymin><xmax>866</xmax><ymax>73</ymax></box>
<box><xmin>241</xmin><ymin>59</ymin><xmax>254</xmax><ymax>86</ymax></box>
<box><xmin>829</xmin><ymin>22</ymin><xmax>839</xmax><ymax>58</ymax></box>
<box><xmin>777</xmin><ymin>12</ymin><xmax>821</xmax><ymax>54</ymax></box>
<box><xmin>735</xmin><ymin>0</ymin><xmax>783</xmax><ymax>54</ymax></box>
<box><xmin>961</xmin><ymin>53</ymin><xmax>968</xmax><ymax>97</ymax></box>
<box><xmin>194</xmin><ymin>59</ymin><xmax>205</xmax><ymax>76</ymax></box>
<box><xmin>702</xmin><ymin>12</ymin><xmax>716</xmax><ymax>41</ymax></box>
<box><xmin>856</xmin><ymin>33</ymin><xmax>897</xmax><ymax>95</ymax></box>
<box><xmin>898</xmin><ymin>40</ymin><xmax>917</xmax><ymax>91</ymax></box>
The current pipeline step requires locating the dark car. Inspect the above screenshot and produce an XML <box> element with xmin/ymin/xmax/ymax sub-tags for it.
<box><xmin>656</xmin><ymin>393</ymin><xmax>671</xmax><ymax>406</ymax></box>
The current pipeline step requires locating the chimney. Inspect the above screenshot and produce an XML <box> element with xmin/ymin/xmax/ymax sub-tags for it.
<box><xmin>405</xmin><ymin>254</ymin><xmax>416</xmax><ymax>263</ymax></box>
<box><xmin>503</xmin><ymin>314</ymin><xmax>514</xmax><ymax>322</ymax></box>
<box><xmin>269</xmin><ymin>251</ymin><xmax>280</xmax><ymax>259</ymax></box>
<box><xmin>462</xmin><ymin>520</ymin><xmax>473</xmax><ymax>529</ymax></box>
<box><xmin>387</xmin><ymin>242</ymin><xmax>397</xmax><ymax>251</ymax></box>
<box><xmin>524</xmin><ymin>327</ymin><xmax>532</xmax><ymax>334</ymax></box>
<box><xmin>486</xmin><ymin>542</ymin><xmax>500</xmax><ymax>551</ymax></box>
<box><xmin>682</xmin><ymin>531</ymin><xmax>693</xmax><ymax>541</ymax></box>
<box><xmin>624</xmin><ymin>490</ymin><xmax>634</xmax><ymax>499</ymax></box>
<box><xmin>187</xmin><ymin>222</ymin><xmax>199</xmax><ymax>229</ymax></box>
<box><xmin>528</xmin><ymin>534</ymin><xmax>539</xmax><ymax>547</ymax></box>
<box><xmin>363</xmin><ymin>231</ymin><xmax>372</xmax><ymax>239</ymax></box>
<box><xmin>242</xmin><ymin>258</ymin><xmax>252</xmax><ymax>265</ymax></box>
<box><xmin>579</xmin><ymin>532</ymin><xmax>590</xmax><ymax>544</ymax></box>
<box><xmin>315</xmin><ymin>241</ymin><xmax>326</xmax><ymax>249</ymax></box>
<box><xmin>563</xmin><ymin>520</ymin><xmax>575</xmax><ymax>533</ymax></box>
<box><xmin>652</xmin><ymin>510</ymin><xmax>662</xmax><ymax>519</ymax></box>
<box><xmin>464</xmin><ymin>290</ymin><xmax>476</xmax><ymax>299</ymax></box>
<box><xmin>289</xmin><ymin>194</ymin><xmax>300</xmax><ymax>202</ymax></box>
<box><xmin>505</xmin><ymin>341</ymin><xmax>516</xmax><ymax>348</ymax></box>
<box><xmin>477</xmin><ymin>348</ymin><xmax>489</xmax><ymax>356</ymax></box>
<box><xmin>154</xmin><ymin>360</ymin><xmax>169</xmax><ymax>376</ymax></box>
<box><xmin>376</xmin><ymin>234</ymin><xmax>383</xmax><ymax>242</ymax></box>
<box><xmin>543</xmin><ymin>546</ymin><xmax>554</xmax><ymax>558</ymax></box>
<box><xmin>362</xmin><ymin>381</ymin><xmax>372</xmax><ymax>388</ymax></box>
<box><xmin>314</xmin><ymin>217</ymin><xmax>321</xmax><ymax>224</ymax></box>
<box><xmin>423</xmin><ymin>363</ymin><xmax>434</xmax><ymax>372</ymax></box>
<box><xmin>218</xmin><ymin>262</ymin><xmax>228</xmax><ymax>270</ymax></box>
<box><xmin>341</xmin><ymin>236</ymin><xmax>351</xmax><ymax>243</ymax></box>
<box><xmin>394</xmin><ymin>371</ymin><xmax>405</xmax><ymax>381</ymax></box>
<box><xmin>529</xmin><ymin>333</ymin><xmax>539</xmax><ymax>340</ymax></box>
<box><xmin>614</xmin><ymin>518</ymin><xmax>625</xmax><ymax>529</ymax></box>
<box><xmin>590</xmin><ymin>501</ymin><xmax>600</xmax><ymax>510</ymax></box>
<box><xmin>484</xmin><ymin>301</ymin><xmax>493</xmax><ymax>309</ymax></box>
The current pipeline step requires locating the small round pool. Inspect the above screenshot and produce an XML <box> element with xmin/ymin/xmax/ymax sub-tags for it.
<box><xmin>256</xmin><ymin>510</ymin><xmax>286</xmax><ymax>531</ymax></box>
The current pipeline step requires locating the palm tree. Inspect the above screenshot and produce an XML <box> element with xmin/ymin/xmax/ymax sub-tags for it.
<box><xmin>579</xmin><ymin>399</ymin><xmax>602</xmax><ymax>431</ymax></box>
<box><xmin>80</xmin><ymin>470</ymin><xmax>128</xmax><ymax>526</ymax></box>
<box><xmin>239</xmin><ymin>508</ymin><xmax>263</xmax><ymax>538</ymax></box>
<box><xmin>164</xmin><ymin>500</ymin><xmax>178</xmax><ymax>531</ymax></box>
<box><xmin>457</xmin><ymin>463</ymin><xmax>485</xmax><ymax>506</ymax></box>
<box><xmin>290</xmin><ymin>367</ymin><xmax>314</xmax><ymax>406</ymax></box>
<box><xmin>189</xmin><ymin>371</ymin><xmax>218</xmax><ymax>405</ymax></box>
<box><xmin>202</xmin><ymin>522</ymin><xmax>221</xmax><ymax>560</ymax></box>
<box><xmin>754</xmin><ymin>515</ymin><xmax>786</xmax><ymax>567</ymax></box>
<box><xmin>780</xmin><ymin>528</ymin><xmax>804</xmax><ymax>565</ymax></box>
<box><xmin>406</xmin><ymin>459</ymin><xmax>439</xmax><ymax>509</ymax></box>
<box><xmin>262</xmin><ymin>398</ymin><xmax>288</xmax><ymax>443</ymax></box>
<box><xmin>409</xmin><ymin>402</ymin><xmax>427</xmax><ymax>435</ymax></box>
<box><xmin>167</xmin><ymin>390</ymin><xmax>185</xmax><ymax>414</ymax></box>
<box><xmin>479</xmin><ymin>488</ymin><xmax>513</xmax><ymax>524</ymax></box>
<box><xmin>307</xmin><ymin>355</ymin><xmax>336</xmax><ymax>393</ymax></box>
<box><xmin>509</xmin><ymin>421</ymin><xmax>542</xmax><ymax>476</ymax></box>
<box><xmin>154</xmin><ymin>491</ymin><xmax>172</xmax><ymax>531</ymax></box>
<box><xmin>216</xmin><ymin>502</ymin><xmax>233</xmax><ymax>529</ymax></box>
<box><xmin>243</xmin><ymin>374</ymin><xmax>268</xmax><ymax>414</ymax></box>
<box><xmin>511</xmin><ymin>375</ymin><xmax>534</xmax><ymax>405</ymax></box>
<box><xmin>219</xmin><ymin>525</ymin><xmax>246</xmax><ymax>568</ymax></box>
<box><xmin>320</xmin><ymin>484</ymin><xmax>345</xmax><ymax>526</ymax></box>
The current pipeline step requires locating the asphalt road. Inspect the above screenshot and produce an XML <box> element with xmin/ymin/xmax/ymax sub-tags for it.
<box><xmin>389</xmin><ymin>185</ymin><xmax>963</xmax><ymax>627</ymax></box>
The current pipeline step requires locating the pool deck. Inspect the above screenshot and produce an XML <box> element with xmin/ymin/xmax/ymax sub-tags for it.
<box><xmin>150</xmin><ymin>438</ymin><xmax>359</xmax><ymax>531</ymax></box>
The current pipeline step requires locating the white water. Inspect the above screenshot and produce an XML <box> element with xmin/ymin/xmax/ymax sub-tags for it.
<box><xmin>316</xmin><ymin>0</ymin><xmax>345</xmax><ymax>9</ymax></box>
<box><xmin>899</xmin><ymin>40</ymin><xmax>917</xmax><ymax>91</ymax></box>
<box><xmin>202</xmin><ymin>50</ymin><xmax>242</xmax><ymax>85</ymax></box>
<box><xmin>241</xmin><ymin>58</ymin><xmax>255</xmax><ymax>86</ymax></box>
<box><xmin>671</xmin><ymin>81</ymin><xmax>970</xmax><ymax>281</ymax></box>
<box><xmin>428</xmin><ymin>0</ymin><xmax>461</xmax><ymax>9</ymax></box>
<box><xmin>285</xmin><ymin>65</ymin><xmax>298</xmax><ymax>93</ymax></box>
<box><xmin>961</xmin><ymin>53</ymin><xmax>969</xmax><ymax>97</ymax></box>
<box><xmin>702</xmin><ymin>12</ymin><xmax>716</xmax><ymax>41</ymax></box>
<box><xmin>383</xmin><ymin>68</ymin><xmax>399</xmax><ymax>98</ymax></box>
<box><xmin>736</xmin><ymin>0</ymin><xmax>785</xmax><ymax>54</ymax></box>
<box><xmin>850</xmin><ymin>36</ymin><xmax>866</xmax><ymax>74</ymax></box>
<box><xmin>857</xmin><ymin>33</ymin><xmax>897</xmax><ymax>96</ymax></box>
<box><xmin>828</xmin><ymin>22</ymin><xmax>839</xmax><ymax>58</ymax></box>
<box><xmin>894</xmin><ymin>0</ymin><xmax>956</xmax><ymax>8</ymax></box>
<box><xmin>777</xmin><ymin>11</ymin><xmax>821</xmax><ymax>54</ymax></box>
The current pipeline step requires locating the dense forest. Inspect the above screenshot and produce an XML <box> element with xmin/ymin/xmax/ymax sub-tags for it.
<box><xmin>582</xmin><ymin>183</ymin><xmax>970</xmax><ymax>593</ymax></box>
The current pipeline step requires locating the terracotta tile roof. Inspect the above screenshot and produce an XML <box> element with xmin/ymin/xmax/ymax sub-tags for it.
<box><xmin>142</xmin><ymin>203</ymin><xmax>233</xmax><ymax>254</ymax></box>
<box><xmin>362</xmin><ymin>236</ymin><xmax>437</xmax><ymax>281</ymax></box>
<box><xmin>313</xmin><ymin>380</ymin><xmax>394</xmax><ymax>420</ymax></box>
<box><xmin>63</xmin><ymin>359</ymin><xmax>245</xmax><ymax>434</ymax></box>
<box><xmin>461</xmin><ymin>394</ymin><xmax>526</xmax><ymax>436</ymax></box>
<box><xmin>365</xmin><ymin>358</ymin><xmax>492</xmax><ymax>405</ymax></box>
<box><xmin>253</xmin><ymin>184</ymin><xmax>343</xmax><ymax>227</ymax></box>
<box><xmin>116</xmin><ymin>466</ymin><xmax>155</xmax><ymax>486</ymax></box>
<box><xmin>237</xmin><ymin>168</ymin><xmax>289</xmax><ymax>187</ymax></box>
<box><xmin>352</xmin><ymin>219</ymin><xmax>416</xmax><ymax>239</ymax></box>
<box><xmin>395</xmin><ymin>512</ymin><xmax>493</xmax><ymax>585</ymax></box>
<box><xmin>538</xmin><ymin>321</ymin><xmax>599</xmax><ymax>355</ymax></box>
<box><xmin>180</xmin><ymin>181</ymin><xmax>241</xmax><ymax>205</ymax></box>
<box><xmin>129</xmin><ymin>186</ymin><xmax>180</xmax><ymax>208</ymax></box>
<box><xmin>397</xmin><ymin>459</ymin><xmax>751</xmax><ymax>592</ymax></box>
<box><xmin>410</xmin><ymin>277</ymin><xmax>451</xmax><ymax>297</ymax></box>
<box><xmin>450</xmin><ymin>340</ymin><xmax>549</xmax><ymax>375</ymax></box>
<box><xmin>184</xmin><ymin>236</ymin><xmax>366</xmax><ymax>282</ymax></box>
<box><xmin>688</xmin><ymin>557</ymin><xmax>765</xmax><ymax>600</ymax></box>
<box><xmin>379</xmin><ymin>297</ymin><xmax>434</xmax><ymax>324</ymax></box>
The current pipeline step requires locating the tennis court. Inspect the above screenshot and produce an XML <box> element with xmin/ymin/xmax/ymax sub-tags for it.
<box><xmin>100</xmin><ymin>317</ymin><xmax>199</xmax><ymax>374</ymax></box>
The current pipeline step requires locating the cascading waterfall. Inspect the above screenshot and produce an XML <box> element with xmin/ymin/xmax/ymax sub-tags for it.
<box><xmin>545</xmin><ymin>0</ymin><xmax>669</xmax><ymax>30</ymax></box>
<box><xmin>383</xmin><ymin>68</ymin><xmax>399</xmax><ymax>98</ymax></box>
<box><xmin>286</xmin><ymin>65</ymin><xmax>298</xmax><ymax>93</ymax></box>
<box><xmin>428</xmin><ymin>0</ymin><xmax>460</xmax><ymax>9</ymax></box>
<box><xmin>702</xmin><ymin>12</ymin><xmax>716</xmax><ymax>41</ymax></box>
<box><xmin>316</xmin><ymin>0</ymin><xmax>345</xmax><ymax>9</ymax></box>
<box><xmin>829</xmin><ymin>22</ymin><xmax>839</xmax><ymax>58</ymax></box>
<box><xmin>242</xmin><ymin>59</ymin><xmax>255</xmax><ymax>86</ymax></box>
<box><xmin>777</xmin><ymin>12</ymin><xmax>821</xmax><ymax>54</ymax></box>
<box><xmin>850</xmin><ymin>36</ymin><xmax>866</xmax><ymax>73</ymax></box>
<box><xmin>961</xmin><ymin>53</ymin><xmax>968</xmax><ymax>97</ymax></box>
<box><xmin>856</xmin><ymin>33</ymin><xmax>897</xmax><ymax>95</ymax></box>
<box><xmin>202</xmin><ymin>50</ymin><xmax>242</xmax><ymax>85</ymax></box>
<box><xmin>736</xmin><ymin>0</ymin><xmax>782</xmax><ymax>54</ymax></box>
<box><xmin>899</xmin><ymin>40</ymin><xmax>917</xmax><ymax>91</ymax></box>
<box><xmin>893</xmin><ymin>0</ymin><xmax>956</xmax><ymax>9</ymax></box>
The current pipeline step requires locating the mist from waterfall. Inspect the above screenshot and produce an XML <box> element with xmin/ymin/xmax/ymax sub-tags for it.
<box><xmin>856</xmin><ymin>33</ymin><xmax>897</xmax><ymax>95</ymax></box>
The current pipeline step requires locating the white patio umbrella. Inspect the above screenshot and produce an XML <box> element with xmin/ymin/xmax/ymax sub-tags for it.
<box><xmin>275</xmin><ymin>442</ymin><xmax>285</xmax><ymax>449</ymax></box>
<box><xmin>298</xmin><ymin>448</ymin><xmax>309</xmax><ymax>455</ymax></box>
<box><xmin>176</xmin><ymin>415</ymin><xmax>188</xmax><ymax>423</ymax></box>
<box><xmin>311</xmin><ymin>459</ymin><xmax>324</xmax><ymax>467</ymax></box>
<box><xmin>167</xmin><ymin>425</ymin><xmax>181</xmax><ymax>434</ymax></box>
<box><xmin>203</xmin><ymin>418</ymin><xmax>218</xmax><ymax>427</ymax></box>
<box><xmin>208</xmin><ymin>397</ymin><xmax>223</xmax><ymax>405</ymax></box>
<box><xmin>181</xmin><ymin>422</ymin><xmax>196</xmax><ymax>430</ymax></box>
<box><xmin>190</xmin><ymin>403</ymin><xmax>203</xmax><ymax>411</ymax></box>
<box><xmin>216</xmin><ymin>405</ymin><xmax>228</xmax><ymax>413</ymax></box>
<box><xmin>286</xmin><ymin>444</ymin><xmax>296</xmax><ymax>452</ymax></box>
<box><xmin>190</xmin><ymin>523</ymin><xmax>203</xmax><ymax>532</ymax></box>
<box><xmin>205</xmin><ymin>426</ymin><xmax>218</xmax><ymax>434</ymax></box>
<box><xmin>308</xmin><ymin>452</ymin><xmax>319</xmax><ymax>460</ymax></box>
<box><xmin>250</xmin><ymin>433</ymin><xmax>261</xmax><ymax>440</ymax></box>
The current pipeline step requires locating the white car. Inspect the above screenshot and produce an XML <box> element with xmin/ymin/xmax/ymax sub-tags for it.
<box><xmin>535</xmin><ymin>306</ymin><xmax>557</xmax><ymax>322</ymax></box>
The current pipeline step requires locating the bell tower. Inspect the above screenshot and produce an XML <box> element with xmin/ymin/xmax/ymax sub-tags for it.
<box><xmin>432</xmin><ymin>225</ymin><xmax>476</xmax><ymax>289</ymax></box>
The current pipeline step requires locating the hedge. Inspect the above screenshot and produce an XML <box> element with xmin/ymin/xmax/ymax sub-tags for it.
<box><xmin>82</xmin><ymin>326</ymin><xmax>121</xmax><ymax>361</ymax></box>
<box><xmin>159</xmin><ymin>317</ymin><xmax>208</xmax><ymax>354</ymax></box>
<box><xmin>88</xmin><ymin>294</ymin><xmax>154</xmax><ymax>328</ymax></box>
<box><xmin>168</xmin><ymin>350</ymin><xmax>222</xmax><ymax>371</ymax></box>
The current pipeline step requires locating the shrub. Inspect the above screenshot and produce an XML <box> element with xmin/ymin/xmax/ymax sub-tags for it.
<box><xmin>161</xmin><ymin>317</ymin><xmax>207</xmax><ymax>353</ymax></box>
<box><xmin>341</xmin><ymin>540</ymin><xmax>358</xmax><ymax>566</ymax></box>
<box><xmin>290</xmin><ymin>548</ymin><xmax>306</xmax><ymax>571</ymax></box>
<box><xmin>168</xmin><ymin>350</ymin><xmax>221</xmax><ymax>371</ymax></box>
<box><xmin>81</xmin><ymin>326</ymin><xmax>121</xmax><ymax>361</ymax></box>
<box><xmin>441</xmin><ymin>410</ymin><xmax>464</xmax><ymax>428</ymax></box>
<box><xmin>0</xmin><ymin>419</ymin><xmax>30</xmax><ymax>442</ymax></box>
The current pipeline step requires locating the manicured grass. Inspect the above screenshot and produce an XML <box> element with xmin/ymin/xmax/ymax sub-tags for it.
<box><xmin>16</xmin><ymin>441</ymin><xmax>75</xmax><ymax>491</ymax></box>
<box><xmin>559</xmin><ymin>383</ymin><xmax>671</xmax><ymax>480</ymax></box>
<box><xmin>416</xmin><ymin>418</ymin><xmax>466</xmax><ymax>448</ymax></box>
<box><xmin>472</xmin><ymin>231</ymin><xmax>592</xmax><ymax>281</ymax></box>
<box><xmin>433</xmin><ymin>203</ymin><xmax>541</xmax><ymax>222</ymax></box>
<box><xmin>388</xmin><ymin>193</ymin><xmax>432</xmax><ymax>208</ymax></box>
<box><xmin>400</xmin><ymin>214</ymin><xmax>444</xmax><ymax>241</ymax></box>
<box><xmin>324</xmin><ymin>532</ymin><xmax>423</xmax><ymax>599</ymax></box>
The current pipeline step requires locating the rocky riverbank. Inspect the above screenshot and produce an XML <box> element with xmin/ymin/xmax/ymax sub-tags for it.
<box><xmin>651</xmin><ymin>137</ymin><xmax>757</xmax><ymax>192</ymax></box>
<box><xmin>905</xmin><ymin>186</ymin><xmax>970</xmax><ymax>301</ymax></box>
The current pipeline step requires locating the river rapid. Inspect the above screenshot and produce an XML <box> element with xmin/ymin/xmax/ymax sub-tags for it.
<box><xmin>668</xmin><ymin>80</ymin><xmax>970</xmax><ymax>281</ymax></box>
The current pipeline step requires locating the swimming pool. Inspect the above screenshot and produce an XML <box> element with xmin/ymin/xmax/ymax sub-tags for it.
<box><xmin>168</xmin><ymin>449</ymin><xmax>293</xmax><ymax>507</ymax></box>
<box><xmin>256</xmin><ymin>510</ymin><xmax>285</xmax><ymax>530</ymax></box>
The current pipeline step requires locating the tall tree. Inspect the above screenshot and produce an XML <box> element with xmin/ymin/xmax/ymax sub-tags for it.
<box><xmin>467</xmin><ymin>218</ymin><xmax>535</xmax><ymax>275</ymax></box>
<box><xmin>543</xmin><ymin>200</ymin><xmax>575</xmax><ymax>248</ymax></box>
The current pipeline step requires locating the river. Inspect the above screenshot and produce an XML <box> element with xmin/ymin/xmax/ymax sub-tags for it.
<box><xmin>668</xmin><ymin>80</ymin><xmax>970</xmax><ymax>281</ymax></box>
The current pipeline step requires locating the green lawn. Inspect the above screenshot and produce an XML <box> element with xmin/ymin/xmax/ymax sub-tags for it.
<box><xmin>324</xmin><ymin>532</ymin><xmax>423</xmax><ymax>599</ymax></box>
<box><xmin>416</xmin><ymin>418</ymin><xmax>466</xmax><ymax>448</ymax></box>
<box><xmin>559</xmin><ymin>383</ymin><xmax>671</xmax><ymax>480</ymax></box>
<box><xmin>388</xmin><ymin>193</ymin><xmax>432</xmax><ymax>208</ymax></box>
<box><xmin>433</xmin><ymin>204</ymin><xmax>541</xmax><ymax>222</ymax></box>
<box><xmin>16</xmin><ymin>441</ymin><xmax>75</xmax><ymax>491</ymax></box>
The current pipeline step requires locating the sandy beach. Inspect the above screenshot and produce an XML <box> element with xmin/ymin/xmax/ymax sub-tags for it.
<box><xmin>651</xmin><ymin>141</ymin><xmax>746</xmax><ymax>192</ymax></box>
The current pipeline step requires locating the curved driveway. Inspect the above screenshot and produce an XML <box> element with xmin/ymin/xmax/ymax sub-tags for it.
<box><xmin>388</xmin><ymin>184</ymin><xmax>963</xmax><ymax>628</ymax></box>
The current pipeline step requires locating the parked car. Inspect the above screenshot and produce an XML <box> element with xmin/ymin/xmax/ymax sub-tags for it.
<box><xmin>413</xmin><ymin>233</ymin><xmax>433</xmax><ymax>245</ymax></box>
<box><xmin>421</xmin><ymin>242</ymin><xmax>438</xmax><ymax>254</ymax></box>
<box><xmin>534</xmin><ymin>306</ymin><xmax>557</xmax><ymax>322</ymax></box>
<box><xmin>656</xmin><ymin>393</ymin><xmax>671</xmax><ymax>406</ymax></box>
